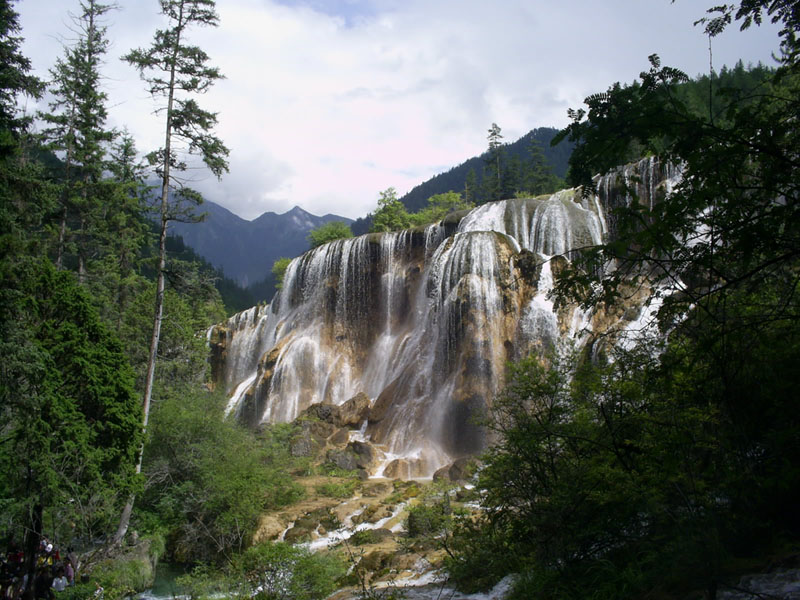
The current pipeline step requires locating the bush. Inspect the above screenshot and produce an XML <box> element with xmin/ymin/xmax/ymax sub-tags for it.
<box><xmin>405</xmin><ymin>502</ymin><xmax>448</xmax><ymax>538</ymax></box>
<box><xmin>56</xmin><ymin>582</ymin><xmax>96</xmax><ymax>600</ymax></box>
<box><xmin>233</xmin><ymin>541</ymin><xmax>346</xmax><ymax>600</ymax></box>
<box><xmin>308</xmin><ymin>222</ymin><xmax>353</xmax><ymax>248</ymax></box>
<box><xmin>138</xmin><ymin>393</ymin><xmax>304</xmax><ymax>563</ymax></box>
<box><xmin>91</xmin><ymin>557</ymin><xmax>153</xmax><ymax>600</ymax></box>
<box><xmin>349</xmin><ymin>529</ymin><xmax>378</xmax><ymax>546</ymax></box>
<box><xmin>315</xmin><ymin>479</ymin><xmax>357</xmax><ymax>498</ymax></box>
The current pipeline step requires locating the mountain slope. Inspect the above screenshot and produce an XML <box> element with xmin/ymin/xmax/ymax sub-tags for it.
<box><xmin>170</xmin><ymin>202</ymin><xmax>352</xmax><ymax>292</ymax></box>
<box><xmin>399</xmin><ymin>126</ymin><xmax>572</xmax><ymax>212</ymax></box>
<box><xmin>350</xmin><ymin>126</ymin><xmax>573</xmax><ymax>234</ymax></box>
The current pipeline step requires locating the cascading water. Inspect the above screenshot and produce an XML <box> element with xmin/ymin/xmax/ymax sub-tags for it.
<box><xmin>209</xmin><ymin>157</ymin><xmax>678</xmax><ymax>477</ymax></box>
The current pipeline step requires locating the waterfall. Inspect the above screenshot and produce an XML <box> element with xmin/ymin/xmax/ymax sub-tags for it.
<box><xmin>209</xmin><ymin>162</ymin><xmax>676</xmax><ymax>476</ymax></box>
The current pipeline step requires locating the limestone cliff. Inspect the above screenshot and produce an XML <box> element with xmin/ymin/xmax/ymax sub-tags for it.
<box><xmin>208</xmin><ymin>157</ymin><xmax>680</xmax><ymax>477</ymax></box>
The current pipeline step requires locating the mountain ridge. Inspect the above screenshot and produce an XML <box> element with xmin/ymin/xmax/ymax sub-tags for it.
<box><xmin>170</xmin><ymin>201</ymin><xmax>352</xmax><ymax>296</ymax></box>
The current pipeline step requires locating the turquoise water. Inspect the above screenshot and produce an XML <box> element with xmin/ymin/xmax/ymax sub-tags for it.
<box><xmin>137</xmin><ymin>563</ymin><xmax>187</xmax><ymax>600</ymax></box>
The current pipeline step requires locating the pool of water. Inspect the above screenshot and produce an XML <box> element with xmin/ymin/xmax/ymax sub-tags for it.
<box><xmin>136</xmin><ymin>563</ymin><xmax>188</xmax><ymax>600</ymax></box>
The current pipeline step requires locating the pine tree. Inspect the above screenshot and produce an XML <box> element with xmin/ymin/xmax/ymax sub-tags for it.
<box><xmin>38</xmin><ymin>1</ymin><xmax>116</xmax><ymax>276</ymax></box>
<box><xmin>523</xmin><ymin>138</ymin><xmax>563</xmax><ymax>196</ymax></box>
<box><xmin>114</xmin><ymin>0</ymin><xmax>229</xmax><ymax>542</ymax></box>
<box><xmin>483</xmin><ymin>122</ymin><xmax>503</xmax><ymax>202</ymax></box>
<box><xmin>464</xmin><ymin>167</ymin><xmax>478</xmax><ymax>204</ymax></box>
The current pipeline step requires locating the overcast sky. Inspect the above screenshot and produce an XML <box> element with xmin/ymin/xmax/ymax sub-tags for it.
<box><xmin>16</xmin><ymin>0</ymin><xmax>781</xmax><ymax>221</ymax></box>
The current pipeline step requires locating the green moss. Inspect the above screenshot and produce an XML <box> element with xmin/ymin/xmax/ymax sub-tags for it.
<box><xmin>349</xmin><ymin>529</ymin><xmax>379</xmax><ymax>546</ymax></box>
<box><xmin>315</xmin><ymin>479</ymin><xmax>358</xmax><ymax>498</ymax></box>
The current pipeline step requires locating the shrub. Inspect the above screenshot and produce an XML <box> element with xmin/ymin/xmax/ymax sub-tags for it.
<box><xmin>233</xmin><ymin>541</ymin><xmax>347</xmax><ymax>600</ymax></box>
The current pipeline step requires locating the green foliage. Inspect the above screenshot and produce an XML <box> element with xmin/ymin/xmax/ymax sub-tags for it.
<box><xmin>123</xmin><ymin>0</ymin><xmax>229</xmax><ymax>181</ymax></box>
<box><xmin>56</xmin><ymin>582</ymin><xmax>96</xmax><ymax>600</ymax></box>
<box><xmin>0</xmin><ymin>259</ymin><xmax>142</xmax><ymax>546</ymax></box>
<box><xmin>91</xmin><ymin>556</ymin><xmax>154</xmax><ymax>600</ymax></box>
<box><xmin>233</xmin><ymin>541</ymin><xmax>347</xmax><ymax>600</ymax></box>
<box><xmin>408</xmin><ymin>191</ymin><xmax>473</xmax><ymax>226</ymax></box>
<box><xmin>138</xmin><ymin>393</ymin><xmax>303</xmax><ymax>563</ymax></box>
<box><xmin>369</xmin><ymin>188</ymin><xmax>473</xmax><ymax>233</ymax></box>
<box><xmin>175</xmin><ymin>564</ymin><xmax>228</xmax><ymax>600</ymax></box>
<box><xmin>308</xmin><ymin>221</ymin><xmax>353</xmax><ymax>248</ymax></box>
<box><xmin>483</xmin><ymin>123</ymin><xmax>504</xmax><ymax>202</ymax></box>
<box><xmin>314</xmin><ymin>479</ymin><xmax>358</xmax><ymax>498</ymax></box>
<box><xmin>0</xmin><ymin>0</ymin><xmax>43</xmax><ymax>140</ymax></box>
<box><xmin>369</xmin><ymin>187</ymin><xmax>411</xmax><ymax>233</ymax></box>
<box><xmin>393</xmin><ymin>127</ymin><xmax>572</xmax><ymax>215</ymax></box>
<box><xmin>451</xmin><ymin>9</ymin><xmax>800</xmax><ymax>596</ymax></box>
<box><xmin>519</xmin><ymin>138</ymin><xmax>565</xmax><ymax>196</ymax></box>
<box><xmin>405</xmin><ymin>502</ymin><xmax>449</xmax><ymax>539</ymax></box>
<box><xmin>271</xmin><ymin>256</ymin><xmax>292</xmax><ymax>290</ymax></box>
<box><xmin>349</xmin><ymin>529</ymin><xmax>379</xmax><ymax>546</ymax></box>
<box><xmin>119</xmin><ymin>0</ymin><xmax>232</xmax><ymax>542</ymax></box>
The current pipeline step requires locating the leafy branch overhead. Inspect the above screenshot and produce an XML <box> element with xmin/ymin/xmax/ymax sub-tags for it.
<box><xmin>449</xmin><ymin>3</ymin><xmax>800</xmax><ymax>598</ymax></box>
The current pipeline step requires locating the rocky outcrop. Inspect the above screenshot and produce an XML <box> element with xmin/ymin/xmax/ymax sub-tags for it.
<box><xmin>302</xmin><ymin>392</ymin><xmax>370</xmax><ymax>429</ymax></box>
<box><xmin>433</xmin><ymin>457</ymin><xmax>477</xmax><ymax>483</ymax></box>
<box><xmin>211</xmin><ymin>165</ymin><xmax>672</xmax><ymax>476</ymax></box>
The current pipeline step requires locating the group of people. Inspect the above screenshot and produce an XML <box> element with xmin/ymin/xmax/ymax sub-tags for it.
<box><xmin>1</xmin><ymin>539</ymin><xmax>78</xmax><ymax>600</ymax></box>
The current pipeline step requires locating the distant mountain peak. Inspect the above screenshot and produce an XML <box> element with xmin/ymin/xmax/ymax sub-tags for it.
<box><xmin>170</xmin><ymin>199</ymin><xmax>352</xmax><ymax>295</ymax></box>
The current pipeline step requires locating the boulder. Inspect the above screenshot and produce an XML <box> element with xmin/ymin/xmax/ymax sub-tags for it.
<box><xmin>289</xmin><ymin>428</ymin><xmax>317</xmax><ymax>457</ymax></box>
<box><xmin>253</xmin><ymin>515</ymin><xmax>286</xmax><ymax>543</ymax></box>
<box><xmin>382</xmin><ymin>459</ymin><xmax>410</xmax><ymax>480</ymax></box>
<box><xmin>329</xmin><ymin>427</ymin><xmax>350</xmax><ymax>446</ymax></box>
<box><xmin>368</xmin><ymin>378</ymin><xmax>401</xmax><ymax>424</ymax></box>
<box><xmin>306</xmin><ymin>419</ymin><xmax>336</xmax><ymax>442</ymax></box>
<box><xmin>361</xmin><ymin>482</ymin><xmax>390</xmax><ymax>497</ymax></box>
<box><xmin>337</xmin><ymin>392</ymin><xmax>370</xmax><ymax>428</ymax></box>
<box><xmin>304</xmin><ymin>403</ymin><xmax>337</xmax><ymax>424</ymax></box>
<box><xmin>432</xmin><ymin>457</ymin><xmax>476</xmax><ymax>482</ymax></box>
<box><xmin>347</xmin><ymin>441</ymin><xmax>377</xmax><ymax>470</ymax></box>
<box><xmin>326</xmin><ymin>448</ymin><xmax>359</xmax><ymax>472</ymax></box>
<box><xmin>283</xmin><ymin>526</ymin><xmax>311</xmax><ymax>544</ymax></box>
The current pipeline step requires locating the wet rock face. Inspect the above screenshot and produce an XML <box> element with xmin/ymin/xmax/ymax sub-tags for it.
<box><xmin>207</xmin><ymin>325</ymin><xmax>229</xmax><ymax>386</ymax></box>
<box><xmin>347</xmin><ymin>441</ymin><xmax>376</xmax><ymax>470</ymax></box>
<box><xmin>433</xmin><ymin>457</ymin><xmax>477</xmax><ymax>483</ymax></box>
<box><xmin>326</xmin><ymin>448</ymin><xmax>359</xmax><ymax>472</ymax></box>
<box><xmin>382</xmin><ymin>459</ymin><xmax>411</xmax><ymax>480</ymax></box>
<box><xmin>337</xmin><ymin>392</ymin><xmax>370</xmax><ymax>428</ymax></box>
<box><xmin>214</xmin><ymin>169</ymin><xmax>671</xmax><ymax>476</ymax></box>
<box><xmin>441</xmin><ymin>393</ymin><xmax>487</xmax><ymax>456</ymax></box>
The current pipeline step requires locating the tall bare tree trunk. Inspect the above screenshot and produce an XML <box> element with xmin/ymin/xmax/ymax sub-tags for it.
<box><xmin>112</xmin><ymin>35</ymin><xmax>178</xmax><ymax>545</ymax></box>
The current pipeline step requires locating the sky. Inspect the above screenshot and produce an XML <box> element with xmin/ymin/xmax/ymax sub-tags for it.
<box><xmin>16</xmin><ymin>0</ymin><xmax>782</xmax><ymax>221</ymax></box>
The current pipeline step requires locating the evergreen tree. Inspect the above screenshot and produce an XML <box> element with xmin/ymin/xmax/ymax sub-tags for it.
<box><xmin>115</xmin><ymin>0</ymin><xmax>230</xmax><ymax>542</ymax></box>
<box><xmin>0</xmin><ymin>0</ymin><xmax>43</xmax><ymax>148</ymax></box>
<box><xmin>38</xmin><ymin>1</ymin><xmax>116</xmax><ymax>276</ymax></box>
<box><xmin>483</xmin><ymin>122</ymin><xmax>503</xmax><ymax>203</ymax></box>
<box><xmin>464</xmin><ymin>167</ymin><xmax>478</xmax><ymax>204</ymax></box>
<box><xmin>523</xmin><ymin>137</ymin><xmax>563</xmax><ymax>196</ymax></box>
<box><xmin>501</xmin><ymin>152</ymin><xmax>522</xmax><ymax>199</ymax></box>
<box><xmin>88</xmin><ymin>131</ymin><xmax>149</xmax><ymax>332</ymax></box>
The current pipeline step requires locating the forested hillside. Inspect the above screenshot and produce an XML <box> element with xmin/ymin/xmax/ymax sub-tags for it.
<box><xmin>169</xmin><ymin>202</ymin><xmax>352</xmax><ymax>302</ymax></box>
<box><xmin>399</xmin><ymin>126</ymin><xmax>573</xmax><ymax>211</ymax></box>
<box><xmin>0</xmin><ymin>2</ymin><xmax>284</xmax><ymax>597</ymax></box>
<box><xmin>351</xmin><ymin>126</ymin><xmax>573</xmax><ymax>235</ymax></box>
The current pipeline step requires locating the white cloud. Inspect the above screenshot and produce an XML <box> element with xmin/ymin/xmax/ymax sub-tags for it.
<box><xmin>17</xmin><ymin>0</ymin><xmax>782</xmax><ymax>220</ymax></box>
